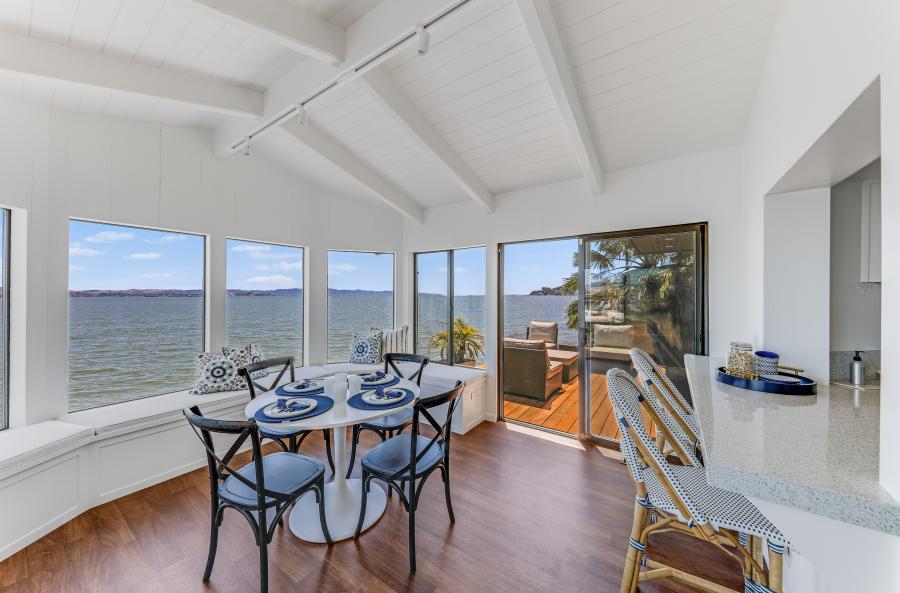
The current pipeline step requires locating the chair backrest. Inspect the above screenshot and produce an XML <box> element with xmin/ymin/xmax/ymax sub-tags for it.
<box><xmin>384</xmin><ymin>353</ymin><xmax>429</xmax><ymax>386</ymax></box>
<box><xmin>183</xmin><ymin>405</ymin><xmax>292</xmax><ymax>507</ymax></box>
<box><xmin>606</xmin><ymin>369</ymin><xmax>704</xmax><ymax>524</ymax></box>
<box><xmin>629</xmin><ymin>348</ymin><xmax>699</xmax><ymax>442</ymax></box>
<box><xmin>393</xmin><ymin>380</ymin><xmax>463</xmax><ymax>480</ymax></box>
<box><xmin>238</xmin><ymin>356</ymin><xmax>295</xmax><ymax>399</ymax></box>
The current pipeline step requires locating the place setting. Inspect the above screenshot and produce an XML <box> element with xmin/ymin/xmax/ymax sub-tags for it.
<box><xmin>254</xmin><ymin>382</ymin><xmax>334</xmax><ymax>423</ymax></box>
<box><xmin>357</xmin><ymin>370</ymin><xmax>400</xmax><ymax>389</ymax></box>
<box><xmin>347</xmin><ymin>383</ymin><xmax>416</xmax><ymax>411</ymax></box>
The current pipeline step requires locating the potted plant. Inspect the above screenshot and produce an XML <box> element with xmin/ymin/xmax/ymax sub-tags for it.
<box><xmin>430</xmin><ymin>317</ymin><xmax>485</xmax><ymax>365</ymax></box>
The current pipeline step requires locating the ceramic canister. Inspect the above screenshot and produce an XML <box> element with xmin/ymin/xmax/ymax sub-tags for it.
<box><xmin>754</xmin><ymin>351</ymin><xmax>779</xmax><ymax>375</ymax></box>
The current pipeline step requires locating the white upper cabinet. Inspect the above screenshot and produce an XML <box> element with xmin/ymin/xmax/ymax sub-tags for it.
<box><xmin>860</xmin><ymin>180</ymin><xmax>881</xmax><ymax>283</ymax></box>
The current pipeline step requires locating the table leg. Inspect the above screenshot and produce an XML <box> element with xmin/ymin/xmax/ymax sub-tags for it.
<box><xmin>289</xmin><ymin>425</ymin><xmax>387</xmax><ymax>543</ymax></box>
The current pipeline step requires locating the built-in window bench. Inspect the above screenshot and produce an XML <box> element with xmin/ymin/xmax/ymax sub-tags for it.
<box><xmin>0</xmin><ymin>361</ymin><xmax>488</xmax><ymax>562</ymax></box>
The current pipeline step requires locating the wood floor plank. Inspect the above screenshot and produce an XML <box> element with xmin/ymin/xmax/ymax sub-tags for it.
<box><xmin>4</xmin><ymin>423</ymin><xmax>743</xmax><ymax>593</ymax></box>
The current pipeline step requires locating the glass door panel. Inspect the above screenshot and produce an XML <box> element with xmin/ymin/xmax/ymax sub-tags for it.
<box><xmin>582</xmin><ymin>226</ymin><xmax>705</xmax><ymax>442</ymax></box>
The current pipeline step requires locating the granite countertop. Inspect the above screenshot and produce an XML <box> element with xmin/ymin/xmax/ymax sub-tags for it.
<box><xmin>684</xmin><ymin>354</ymin><xmax>900</xmax><ymax>536</ymax></box>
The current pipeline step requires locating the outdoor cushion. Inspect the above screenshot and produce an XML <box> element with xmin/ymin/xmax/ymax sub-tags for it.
<box><xmin>592</xmin><ymin>324</ymin><xmax>633</xmax><ymax>348</ymax></box>
<box><xmin>528</xmin><ymin>321</ymin><xmax>558</xmax><ymax>345</ymax></box>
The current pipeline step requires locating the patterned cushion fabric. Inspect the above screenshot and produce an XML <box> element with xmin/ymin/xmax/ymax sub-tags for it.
<box><xmin>371</xmin><ymin>325</ymin><xmax>409</xmax><ymax>358</ymax></box>
<box><xmin>350</xmin><ymin>332</ymin><xmax>382</xmax><ymax>365</ymax></box>
<box><xmin>191</xmin><ymin>349</ymin><xmax>251</xmax><ymax>395</ymax></box>
<box><xmin>221</xmin><ymin>343</ymin><xmax>266</xmax><ymax>378</ymax></box>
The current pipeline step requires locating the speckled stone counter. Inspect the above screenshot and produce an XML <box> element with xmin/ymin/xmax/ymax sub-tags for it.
<box><xmin>685</xmin><ymin>354</ymin><xmax>900</xmax><ymax>536</ymax></box>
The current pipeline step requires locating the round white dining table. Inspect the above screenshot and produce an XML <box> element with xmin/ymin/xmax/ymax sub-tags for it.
<box><xmin>244</xmin><ymin>376</ymin><xmax>419</xmax><ymax>543</ymax></box>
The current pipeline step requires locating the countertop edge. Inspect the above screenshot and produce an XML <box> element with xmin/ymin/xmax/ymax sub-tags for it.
<box><xmin>705</xmin><ymin>462</ymin><xmax>900</xmax><ymax>537</ymax></box>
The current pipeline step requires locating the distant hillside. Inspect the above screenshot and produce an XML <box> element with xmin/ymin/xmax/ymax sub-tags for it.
<box><xmin>529</xmin><ymin>286</ymin><xmax>565</xmax><ymax>296</ymax></box>
<box><xmin>68</xmin><ymin>288</ymin><xmax>396</xmax><ymax>297</ymax></box>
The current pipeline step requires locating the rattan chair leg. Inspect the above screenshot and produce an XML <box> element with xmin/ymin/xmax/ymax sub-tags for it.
<box><xmin>620</xmin><ymin>498</ymin><xmax>648</xmax><ymax>593</ymax></box>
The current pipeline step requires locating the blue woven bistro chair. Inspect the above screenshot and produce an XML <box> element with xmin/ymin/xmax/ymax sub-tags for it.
<box><xmin>607</xmin><ymin>369</ymin><xmax>788</xmax><ymax>593</ymax></box>
<box><xmin>630</xmin><ymin>347</ymin><xmax>703</xmax><ymax>458</ymax></box>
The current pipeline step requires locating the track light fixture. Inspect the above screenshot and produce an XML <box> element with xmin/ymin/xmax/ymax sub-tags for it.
<box><xmin>416</xmin><ymin>24</ymin><xmax>430</xmax><ymax>55</ymax></box>
<box><xmin>242</xmin><ymin>136</ymin><xmax>252</xmax><ymax>157</ymax></box>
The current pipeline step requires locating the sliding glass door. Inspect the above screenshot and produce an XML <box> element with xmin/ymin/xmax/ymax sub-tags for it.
<box><xmin>581</xmin><ymin>225</ymin><xmax>706</xmax><ymax>442</ymax></box>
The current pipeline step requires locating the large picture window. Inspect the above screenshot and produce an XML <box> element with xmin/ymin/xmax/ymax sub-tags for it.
<box><xmin>327</xmin><ymin>251</ymin><xmax>394</xmax><ymax>363</ymax></box>
<box><xmin>226</xmin><ymin>239</ymin><xmax>304</xmax><ymax>364</ymax></box>
<box><xmin>0</xmin><ymin>209</ymin><xmax>8</xmax><ymax>430</ymax></box>
<box><xmin>67</xmin><ymin>220</ymin><xmax>205</xmax><ymax>411</ymax></box>
<box><xmin>415</xmin><ymin>247</ymin><xmax>486</xmax><ymax>368</ymax></box>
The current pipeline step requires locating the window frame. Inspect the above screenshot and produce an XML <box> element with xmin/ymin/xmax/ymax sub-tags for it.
<box><xmin>325</xmin><ymin>249</ymin><xmax>397</xmax><ymax>363</ymax></box>
<box><xmin>66</xmin><ymin>217</ymin><xmax>208</xmax><ymax>411</ymax></box>
<box><xmin>0</xmin><ymin>209</ymin><xmax>9</xmax><ymax>430</ymax></box>
<box><xmin>225</xmin><ymin>236</ymin><xmax>308</xmax><ymax>367</ymax></box>
<box><xmin>412</xmin><ymin>245</ymin><xmax>486</xmax><ymax>367</ymax></box>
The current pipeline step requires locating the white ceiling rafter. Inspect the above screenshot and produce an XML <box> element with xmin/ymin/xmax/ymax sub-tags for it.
<box><xmin>179</xmin><ymin>0</ymin><xmax>346</xmax><ymax>64</ymax></box>
<box><xmin>360</xmin><ymin>68</ymin><xmax>494</xmax><ymax>211</ymax></box>
<box><xmin>281</xmin><ymin>119</ymin><xmax>425</xmax><ymax>223</ymax></box>
<box><xmin>0</xmin><ymin>30</ymin><xmax>263</xmax><ymax>119</ymax></box>
<box><xmin>515</xmin><ymin>0</ymin><xmax>603</xmax><ymax>195</ymax></box>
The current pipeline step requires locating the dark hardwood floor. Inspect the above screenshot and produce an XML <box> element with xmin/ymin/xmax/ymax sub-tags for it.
<box><xmin>0</xmin><ymin>422</ymin><xmax>742</xmax><ymax>593</ymax></box>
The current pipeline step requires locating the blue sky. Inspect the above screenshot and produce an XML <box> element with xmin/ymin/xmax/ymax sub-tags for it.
<box><xmin>327</xmin><ymin>251</ymin><xmax>394</xmax><ymax>291</ymax></box>
<box><xmin>69</xmin><ymin>220</ymin><xmax>204</xmax><ymax>290</ymax></box>
<box><xmin>415</xmin><ymin>247</ymin><xmax>486</xmax><ymax>296</ymax></box>
<box><xmin>227</xmin><ymin>239</ymin><xmax>303</xmax><ymax>290</ymax></box>
<box><xmin>503</xmin><ymin>239</ymin><xmax>578</xmax><ymax>295</ymax></box>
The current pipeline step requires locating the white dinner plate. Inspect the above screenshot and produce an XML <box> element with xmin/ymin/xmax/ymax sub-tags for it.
<box><xmin>263</xmin><ymin>398</ymin><xmax>317</xmax><ymax>418</ymax></box>
<box><xmin>361</xmin><ymin>373</ymin><xmax>396</xmax><ymax>385</ymax></box>
<box><xmin>280</xmin><ymin>380</ymin><xmax>322</xmax><ymax>394</ymax></box>
<box><xmin>361</xmin><ymin>388</ymin><xmax>406</xmax><ymax>406</ymax></box>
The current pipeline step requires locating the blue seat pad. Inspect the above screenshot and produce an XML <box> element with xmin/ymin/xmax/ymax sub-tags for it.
<box><xmin>219</xmin><ymin>452</ymin><xmax>324</xmax><ymax>508</ymax></box>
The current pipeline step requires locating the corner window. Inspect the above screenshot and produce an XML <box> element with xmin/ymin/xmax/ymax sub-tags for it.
<box><xmin>327</xmin><ymin>251</ymin><xmax>395</xmax><ymax>363</ymax></box>
<box><xmin>67</xmin><ymin>220</ymin><xmax>205</xmax><ymax>411</ymax></box>
<box><xmin>226</xmin><ymin>239</ymin><xmax>304</xmax><ymax>364</ymax></box>
<box><xmin>415</xmin><ymin>247</ymin><xmax>486</xmax><ymax>368</ymax></box>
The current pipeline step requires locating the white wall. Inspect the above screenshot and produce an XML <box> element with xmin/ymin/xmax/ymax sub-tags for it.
<box><xmin>739</xmin><ymin>0</ymin><xmax>900</xmax><ymax>500</ymax></box>
<box><xmin>830</xmin><ymin>168</ymin><xmax>881</xmax><ymax>352</ymax></box>
<box><xmin>402</xmin><ymin>147</ymin><xmax>749</xmax><ymax>420</ymax></box>
<box><xmin>0</xmin><ymin>95</ymin><xmax>404</xmax><ymax>427</ymax></box>
<box><xmin>763</xmin><ymin>189</ymin><xmax>831</xmax><ymax>382</ymax></box>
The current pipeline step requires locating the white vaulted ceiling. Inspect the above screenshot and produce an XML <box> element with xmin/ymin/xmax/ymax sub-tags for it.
<box><xmin>0</xmin><ymin>0</ymin><xmax>783</xmax><ymax>215</ymax></box>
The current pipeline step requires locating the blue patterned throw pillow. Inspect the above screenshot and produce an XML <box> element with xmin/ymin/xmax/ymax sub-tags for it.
<box><xmin>190</xmin><ymin>351</ymin><xmax>245</xmax><ymax>395</ymax></box>
<box><xmin>349</xmin><ymin>332</ymin><xmax>382</xmax><ymax>365</ymax></box>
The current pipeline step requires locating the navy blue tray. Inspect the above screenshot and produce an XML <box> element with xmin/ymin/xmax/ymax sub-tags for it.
<box><xmin>715</xmin><ymin>367</ymin><xmax>817</xmax><ymax>395</ymax></box>
<box><xmin>348</xmin><ymin>388</ymin><xmax>415</xmax><ymax>411</ymax></box>
<box><xmin>254</xmin><ymin>395</ymin><xmax>334</xmax><ymax>423</ymax></box>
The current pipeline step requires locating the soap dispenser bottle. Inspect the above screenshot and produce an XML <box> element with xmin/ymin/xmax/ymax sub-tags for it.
<box><xmin>850</xmin><ymin>351</ymin><xmax>865</xmax><ymax>386</ymax></box>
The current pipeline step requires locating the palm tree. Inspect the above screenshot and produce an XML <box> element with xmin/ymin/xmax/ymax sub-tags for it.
<box><xmin>430</xmin><ymin>317</ymin><xmax>486</xmax><ymax>363</ymax></box>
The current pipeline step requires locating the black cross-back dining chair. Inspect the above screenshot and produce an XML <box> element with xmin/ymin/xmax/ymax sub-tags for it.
<box><xmin>183</xmin><ymin>405</ymin><xmax>331</xmax><ymax>593</ymax></box>
<box><xmin>238</xmin><ymin>356</ymin><xmax>335</xmax><ymax>473</ymax></box>
<box><xmin>345</xmin><ymin>353</ymin><xmax>429</xmax><ymax>479</ymax></box>
<box><xmin>354</xmin><ymin>380</ymin><xmax>464</xmax><ymax>573</ymax></box>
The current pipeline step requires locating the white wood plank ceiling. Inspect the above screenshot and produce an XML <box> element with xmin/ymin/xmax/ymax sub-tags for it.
<box><xmin>0</xmin><ymin>0</ymin><xmax>782</xmax><ymax>213</ymax></box>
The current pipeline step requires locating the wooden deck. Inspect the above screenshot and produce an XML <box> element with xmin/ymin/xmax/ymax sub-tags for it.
<box><xmin>503</xmin><ymin>374</ymin><xmax>623</xmax><ymax>440</ymax></box>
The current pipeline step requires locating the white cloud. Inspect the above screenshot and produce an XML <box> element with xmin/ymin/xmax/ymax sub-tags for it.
<box><xmin>85</xmin><ymin>230</ymin><xmax>134</xmax><ymax>243</ymax></box>
<box><xmin>69</xmin><ymin>243</ymin><xmax>103</xmax><ymax>257</ymax></box>
<box><xmin>69</xmin><ymin>265</ymin><xmax>86</xmax><ymax>272</ymax></box>
<box><xmin>270</xmin><ymin>261</ymin><xmax>302</xmax><ymax>271</ymax></box>
<box><xmin>231</xmin><ymin>244</ymin><xmax>270</xmax><ymax>253</ymax></box>
<box><xmin>246</xmin><ymin>275</ymin><xmax>293</xmax><ymax>286</ymax></box>
<box><xmin>328</xmin><ymin>262</ymin><xmax>358</xmax><ymax>275</ymax></box>
<box><xmin>127</xmin><ymin>252</ymin><xmax>162</xmax><ymax>260</ymax></box>
<box><xmin>140</xmin><ymin>272</ymin><xmax>172</xmax><ymax>279</ymax></box>
<box><xmin>250</xmin><ymin>251</ymin><xmax>296</xmax><ymax>260</ymax></box>
<box><xmin>144</xmin><ymin>233</ymin><xmax>186</xmax><ymax>244</ymax></box>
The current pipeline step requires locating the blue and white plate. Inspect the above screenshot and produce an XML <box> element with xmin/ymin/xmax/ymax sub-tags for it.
<box><xmin>361</xmin><ymin>372</ymin><xmax>397</xmax><ymax>386</ymax></box>
<box><xmin>262</xmin><ymin>398</ymin><xmax>317</xmax><ymax>419</ymax></box>
<box><xmin>361</xmin><ymin>388</ymin><xmax>406</xmax><ymax>406</ymax></box>
<box><xmin>277</xmin><ymin>380</ymin><xmax>322</xmax><ymax>394</ymax></box>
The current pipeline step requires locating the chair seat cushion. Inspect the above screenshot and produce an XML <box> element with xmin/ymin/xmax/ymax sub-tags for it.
<box><xmin>219</xmin><ymin>452</ymin><xmax>324</xmax><ymax>508</ymax></box>
<box><xmin>361</xmin><ymin>409</ymin><xmax>414</xmax><ymax>430</ymax></box>
<box><xmin>361</xmin><ymin>434</ymin><xmax>443</xmax><ymax>479</ymax></box>
<box><xmin>260</xmin><ymin>424</ymin><xmax>309</xmax><ymax>439</ymax></box>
